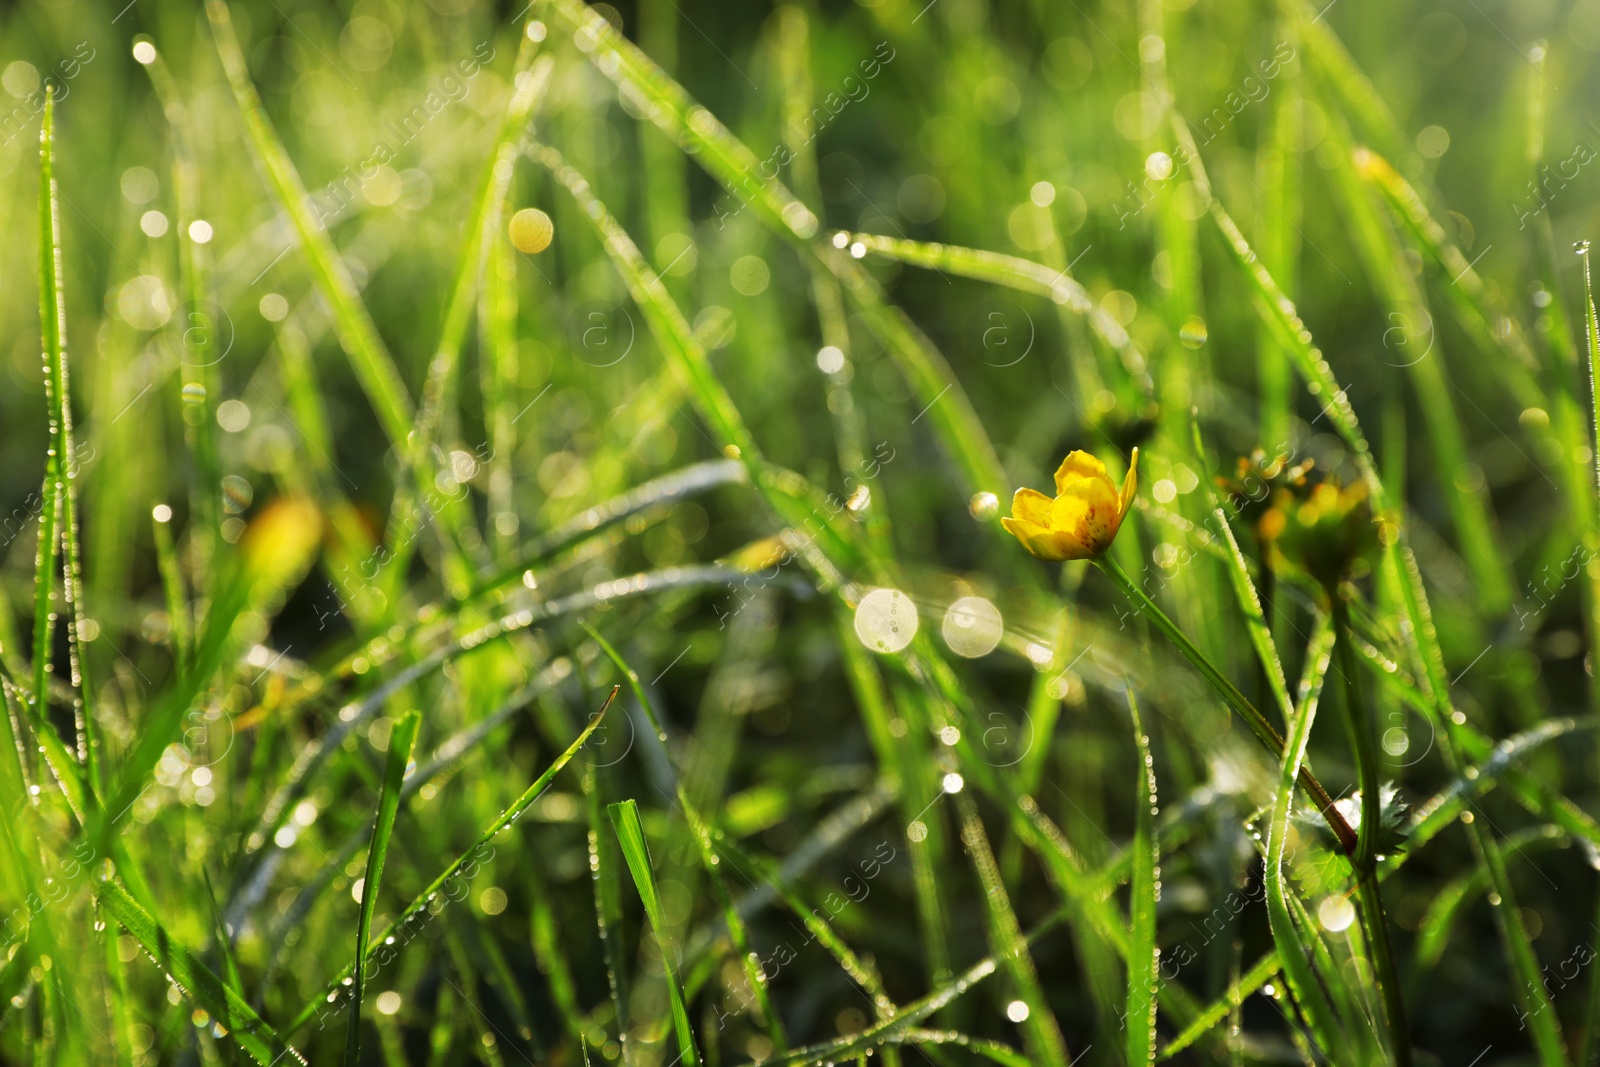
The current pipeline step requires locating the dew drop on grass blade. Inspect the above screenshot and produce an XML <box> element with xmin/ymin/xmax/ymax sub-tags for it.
<box><xmin>345</xmin><ymin>708</ymin><xmax>419</xmax><ymax>1064</ymax></box>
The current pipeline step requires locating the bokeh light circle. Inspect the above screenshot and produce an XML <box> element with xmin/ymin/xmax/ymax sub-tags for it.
<box><xmin>941</xmin><ymin>596</ymin><xmax>1003</xmax><ymax>658</ymax></box>
<box><xmin>854</xmin><ymin>588</ymin><xmax>919</xmax><ymax>654</ymax></box>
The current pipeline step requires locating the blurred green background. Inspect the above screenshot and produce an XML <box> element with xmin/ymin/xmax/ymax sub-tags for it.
<box><xmin>4</xmin><ymin>0</ymin><xmax>1600</xmax><ymax>1064</ymax></box>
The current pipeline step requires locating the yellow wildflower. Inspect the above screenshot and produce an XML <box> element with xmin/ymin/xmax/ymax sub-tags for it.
<box><xmin>1002</xmin><ymin>448</ymin><xmax>1138</xmax><ymax>561</ymax></box>
<box><xmin>1259</xmin><ymin>478</ymin><xmax>1380</xmax><ymax>591</ymax></box>
<box><xmin>242</xmin><ymin>497</ymin><xmax>323</xmax><ymax>592</ymax></box>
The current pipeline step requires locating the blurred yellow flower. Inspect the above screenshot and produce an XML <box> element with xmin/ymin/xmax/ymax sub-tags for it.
<box><xmin>242</xmin><ymin>497</ymin><xmax>323</xmax><ymax>591</ymax></box>
<box><xmin>1002</xmin><ymin>448</ymin><xmax>1138</xmax><ymax>561</ymax></box>
<box><xmin>725</xmin><ymin>535</ymin><xmax>788</xmax><ymax>573</ymax></box>
<box><xmin>1259</xmin><ymin>478</ymin><xmax>1380</xmax><ymax>590</ymax></box>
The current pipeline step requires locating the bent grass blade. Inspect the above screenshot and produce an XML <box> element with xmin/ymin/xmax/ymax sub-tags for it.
<box><xmin>609</xmin><ymin>799</ymin><xmax>700</xmax><ymax>1067</ymax></box>
<box><xmin>345</xmin><ymin>709</ymin><xmax>420</xmax><ymax>1063</ymax></box>
<box><xmin>287</xmin><ymin>687</ymin><xmax>617</xmax><ymax>1035</ymax></box>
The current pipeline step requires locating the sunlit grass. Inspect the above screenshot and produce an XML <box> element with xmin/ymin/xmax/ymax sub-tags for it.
<box><xmin>2</xmin><ymin>0</ymin><xmax>1599</xmax><ymax>1064</ymax></box>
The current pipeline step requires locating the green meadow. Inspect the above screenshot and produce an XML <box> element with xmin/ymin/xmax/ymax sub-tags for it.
<box><xmin>2</xmin><ymin>0</ymin><xmax>1600</xmax><ymax>1063</ymax></box>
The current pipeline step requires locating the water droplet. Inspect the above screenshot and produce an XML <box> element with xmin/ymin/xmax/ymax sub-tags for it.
<box><xmin>1317</xmin><ymin>895</ymin><xmax>1356</xmax><ymax>933</ymax></box>
<box><xmin>968</xmin><ymin>491</ymin><xmax>999</xmax><ymax>520</ymax></box>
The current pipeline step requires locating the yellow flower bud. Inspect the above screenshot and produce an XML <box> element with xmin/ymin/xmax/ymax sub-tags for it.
<box><xmin>1001</xmin><ymin>448</ymin><xmax>1138</xmax><ymax>561</ymax></box>
<box><xmin>1261</xmin><ymin>478</ymin><xmax>1381</xmax><ymax>590</ymax></box>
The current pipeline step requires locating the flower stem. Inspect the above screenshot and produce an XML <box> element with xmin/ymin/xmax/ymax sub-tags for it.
<box><xmin>1330</xmin><ymin>600</ymin><xmax>1382</xmax><ymax>872</ymax></box>
<box><xmin>1332</xmin><ymin>595</ymin><xmax>1411</xmax><ymax>1066</ymax></box>
<box><xmin>1094</xmin><ymin>554</ymin><xmax>1358</xmax><ymax>855</ymax></box>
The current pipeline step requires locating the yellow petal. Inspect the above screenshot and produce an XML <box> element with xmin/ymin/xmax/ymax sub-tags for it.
<box><xmin>1049</xmin><ymin>532</ymin><xmax>1100</xmax><ymax>560</ymax></box>
<box><xmin>1002</xmin><ymin>516</ymin><xmax>1088</xmax><ymax>561</ymax></box>
<box><xmin>1119</xmin><ymin>447</ymin><xmax>1140</xmax><ymax>519</ymax></box>
<box><xmin>1010</xmin><ymin>487</ymin><xmax>1054</xmax><ymax>527</ymax></box>
<box><xmin>1053</xmin><ymin>450</ymin><xmax>1109</xmax><ymax>495</ymax></box>
<box><xmin>1052</xmin><ymin>473</ymin><xmax>1121</xmax><ymax>553</ymax></box>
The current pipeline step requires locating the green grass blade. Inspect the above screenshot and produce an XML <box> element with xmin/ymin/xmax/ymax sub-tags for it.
<box><xmin>1159</xmin><ymin>952</ymin><xmax>1280</xmax><ymax>1061</ymax></box>
<box><xmin>1375</xmin><ymin>524</ymin><xmax>1573</xmax><ymax>1064</ymax></box>
<box><xmin>1318</xmin><ymin>125</ymin><xmax>1511</xmax><ymax>612</ymax></box>
<box><xmin>138</xmin><ymin>39</ymin><xmax>223</xmax><ymax>582</ymax></box>
<box><xmin>31</xmin><ymin>93</ymin><xmax>92</xmax><ymax>822</ymax></box>
<box><xmin>97</xmin><ymin>879</ymin><xmax>303</xmax><ymax>1064</ymax></box>
<box><xmin>1398</xmin><ymin>718</ymin><xmax>1594</xmax><ymax>858</ymax></box>
<box><xmin>0</xmin><ymin>672</ymin><xmax>33</xmax><ymax>837</ymax></box>
<box><xmin>905</xmin><ymin>640</ymin><xmax>1217</xmax><ymax>1045</ymax></box>
<box><xmin>518</xmin><ymin>847</ymin><xmax>587</xmax><ymax>1047</ymax></box>
<box><xmin>470</xmin><ymin>460</ymin><xmax>744</xmax><ymax>596</ymax></box>
<box><xmin>201</xmin><ymin>867</ymin><xmax>244</xmax><ymax>995</ymax></box>
<box><xmin>1124</xmin><ymin>687</ymin><xmax>1159</xmax><ymax>1067</ymax></box>
<box><xmin>387</xmin><ymin>44</ymin><xmax>553</xmax><ymax>598</ymax></box>
<box><xmin>1288</xmin><ymin>0</ymin><xmax>1413</xmax><ymax>169</ymax></box>
<box><xmin>761</xmin><ymin>903</ymin><xmax>1080</xmax><ymax>1067</ymax></box>
<box><xmin>1256</xmin><ymin>19</ymin><xmax>1301</xmax><ymax>450</ymax></box>
<box><xmin>834</xmin><ymin>259</ymin><xmax>1014</xmax><ymax>499</ymax></box>
<box><xmin>1262</xmin><ymin>615</ymin><xmax>1350</xmax><ymax>1060</ymax></box>
<box><xmin>346</xmin><ymin>708</ymin><xmax>420</xmax><ymax>1063</ymax></box>
<box><xmin>900</xmin><ymin>1030</ymin><xmax>1029</xmax><ymax>1067</ymax></box>
<box><xmin>413</xmin><ymin>46</ymin><xmax>550</xmax><ymax>461</ymax></box>
<box><xmin>1356</xmin><ymin>147</ymin><xmax>1586</xmax><ymax>512</ymax></box>
<box><xmin>636</xmin><ymin>0</ymin><xmax>693</xmax><ymax>290</ymax></box>
<box><xmin>204</xmin><ymin>0</ymin><xmax>414</xmax><ymax>448</ymax></box>
<box><xmin>952</xmin><ymin>787</ymin><xmax>1071</xmax><ymax>1067</ymax></box>
<box><xmin>1579</xmin><ymin>242</ymin><xmax>1600</xmax><ymax>1067</ymax></box>
<box><xmin>844</xmin><ymin>232</ymin><xmax>1151</xmax><ymax>393</ymax></box>
<box><xmin>260</xmin><ymin>667</ymin><xmax>574</xmax><ymax>980</ymax></box>
<box><xmin>481</xmin><ymin>212</ymin><xmax>520</xmax><ymax>564</ymax></box>
<box><xmin>1179</xmin><ymin>131</ymin><xmax>1563</xmax><ymax>1044</ymax></box>
<box><xmin>235</xmin><ymin>565</ymin><xmax>759</xmax><ymax>894</ymax></box>
<box><xmin>439</xmin><ymin>926</ymin><xmax>516</xmax><ymax>1066</ymax></box>
<box><xmin>150</xmin><ymin>505</ymin><xmax>191</xmax><ymax>674</ymax></box>
<box><xmin>107</xmin><ymin>499</ymin><xmax>321</xmax><ymax>830</ymax></box>
<box><xmin>545</xmin><ymin>0</ymin><xmax>1011</xmax><ymax>499</ymax></box>
<box><xmin>583</xmin><ymin>622</ymin><xmax>789</xmax><ymax>1051</ymax></box>
<box><xmin>608</xmin><ymin>799</ymin><xmax>700</xmax><ymax>1067</ymax></box>
<box><xmin>587</xmin><ymin>762</ymin><xmax>633</xmax><ymax>1061</ymax></box>
<box><xmin>773</xmin><ymin>5</ymin><xmax>904</xmax><ymax>543</ymax></box>
<box><xmin>287</xmin><ymin>686</ymin><xmax>616</xmax><ymax>1034</ymax></box>
<box><xmin>764</xmin><ymin>953</ymin><xmax>1004</xmax><ymax>1067</ymax></box>
<box><xmin>550</xmin><ymin>0</ymin><xmax>816</xmax><ymax>241</ymax></box>
<box><xmin>532</xmin><ymin>144</ymin><xmax>756</xmax><ymax>461</ymax></box>
<box><xmin>835</xmin><ymin>618</ymin><xmax>953</xmax><ymax>985</ymax></box>
<box><xmin>1137</xmin><ymin>0</ymin><xmax>1205</xmax><ymax>442</ymax></box>
<box><xmin>1413</xmin><ymin>827</ymin><xmax>1563</xmax><ymax>971</ymax></box>
<box><xmin>1201</xmin><ymin>168</ymin><xmax>1374</xmax><ymax>482</ymax></box>
<box><xmin>1581</xmin><ymin>245</ymin><xmax>1600</xmax><ymax>516</ymax></box>
<box><xmin>529</xmin><ymin>144</ymin><xmax>869</xmax><ymax>576</ymax></box>
<box><xmin>711</xmin><ymin>832</ymin><xmax>891</xmax><ymax>1026</ymax></box>
<box><xmin>24</xmin><ymin>479</ymin><xmax>87</xmax><ymax>824</ymax></box>
<box><xmin>1330</xmin><ymin>595</ymin><xmax>1411</xmax><ymax>1062</ymax></box>
<box><xmin>1189</xmin><ymin>418</ymin><xmax>1295</xmax><ymax>727</ymax></box>
<box><xmin>1095</xmin><ymin>553</ymin><xmax>1356</xmax><ymax>853</ymax></box>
